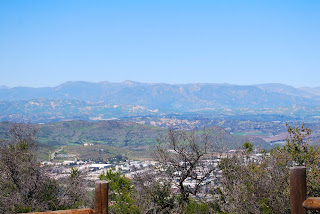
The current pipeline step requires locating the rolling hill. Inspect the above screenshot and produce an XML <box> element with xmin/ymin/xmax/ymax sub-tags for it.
<box><xmin>0</xmin><ymin>121</ymin><xmax>271</xmax><ymax>160</ymax></box>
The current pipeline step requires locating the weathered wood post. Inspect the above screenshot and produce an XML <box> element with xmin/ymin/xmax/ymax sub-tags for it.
<box><xmin>290</xmin><ymin>166</ymin><xmax>306</xmax><ymax>214</ymax></box>
<box><xmin>95</xmin><ymin>181</ymin><xmax>109</xmax><ymax>214</ymax></box>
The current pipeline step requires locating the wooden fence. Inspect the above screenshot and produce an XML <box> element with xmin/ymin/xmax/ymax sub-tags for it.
<box><xmin>22</xmin><ymin>181</ymin><xmax>109</xmax><ymax>214</ymax></box>
<box><xmin>290</xmin><ymin>166</ymin><xmax>320</xmax><ymax>214</ymax></box>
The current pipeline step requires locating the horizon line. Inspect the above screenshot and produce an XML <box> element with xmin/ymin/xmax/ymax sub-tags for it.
<box><xmin>1</xmin><ymin>80</ymin><xmax>318</xmax><ymax>89</ymax></box>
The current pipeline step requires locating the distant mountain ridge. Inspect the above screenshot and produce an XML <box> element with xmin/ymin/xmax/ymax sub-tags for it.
<box><xmin>299</xmin><ymin>86</ymin><xmax>320</xmax><ymax>96</ymax></box>
<box><xmin>0</xmin><ymin>86</ymin><xmax>10</xmax><ymax>89</ymax></box>
<box><xmin>255</xmin><ymin>83</ymin><xmax>316</xmax><ymax>98</ymax></box>
<box><xmin>1</xmin><ymin>81</ymin><xmax>320</xmax><ymax>111</ymax></box>
<box><xmin>0</xmin><ymin>98</ymin><xmax>159</xmax><ymax>123</ymax></box>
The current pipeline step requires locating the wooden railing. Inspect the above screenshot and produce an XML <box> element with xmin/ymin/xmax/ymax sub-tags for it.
<box><xmin>22</xmin><ymin>181</ymin><xmax>109</xmax><ymax>214</ymax></box>
<box><xmin>290</xmin><ymin>166</ymin><xmax>320</xmax><ymax>214</ymax></box>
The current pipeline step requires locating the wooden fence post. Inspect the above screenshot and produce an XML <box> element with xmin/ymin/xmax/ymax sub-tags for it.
<box><xmin>95</xmin><ymin>181</ymin><xmax>109</xmax><ymax>214</ymax></box>
<box><xmin>290</xmin><ymin>166</ymin><xmax>306</xmax><ymax>214</ymax></box>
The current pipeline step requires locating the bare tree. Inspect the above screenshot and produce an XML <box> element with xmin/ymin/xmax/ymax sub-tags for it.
<box><xmin>0</xmin><ymin>124</ymin><xmax>60</xmax><ymax>213</ymax></box>
<box><xmin>59</xmin><ymin>167</ymin><xmax>93</xmax><ymax>209</ymax></box>
<box><xmin>133</xmin><ymin>169</ymin><xmax>175</xmax><ymax>214</ymax></box>
<box><xmin>155</xmin><ymin>127</ymin><xmax>218</xmax><ymax>211</ymax></box>
<box><xmin>0</xmin><ymin>123</ymin><xmax>94</xmax><ymax>213</ymax></box>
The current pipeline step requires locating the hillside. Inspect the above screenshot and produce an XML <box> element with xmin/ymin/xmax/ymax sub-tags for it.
<box><xmin>36</xmin><ymin>120</ymin><xmax>164</xmax><ymax>150</ymax></box>
<box><xmin>0</xmin><ymin>121</ymin><xmax>271</xmax><ymax>160</ymax></box>
<box><xmin>0</xmin><ymin>99</ymin><xmax>159</xmax><ymax>123</ymax></box>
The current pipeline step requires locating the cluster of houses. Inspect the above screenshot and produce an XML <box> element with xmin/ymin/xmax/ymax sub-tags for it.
<box><xmin>42</xmin><ymin>149</ymin><xmax>266</xmax><ymax>198</ymax></box>
<box><xmin>42</xmin><ymin>159</ymin><xmax>157</xmax><ymax>180</ymax></box>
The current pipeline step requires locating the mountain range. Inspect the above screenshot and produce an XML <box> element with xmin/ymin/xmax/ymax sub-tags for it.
<box><xmin>1</xmin><ymin>81</ymin><xmax>320</xmax><ymax>111</ymax></box>
<box><xmin>1</xmin><ymin>81</ymin><xmax>318</xmax><ymax>153</ymax></box>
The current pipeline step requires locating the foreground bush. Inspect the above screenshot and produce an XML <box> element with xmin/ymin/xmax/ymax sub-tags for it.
<box><xmin>219</xmin><ymin>124</ymin><xmax>320</xmax><ymax>214</ymax></box>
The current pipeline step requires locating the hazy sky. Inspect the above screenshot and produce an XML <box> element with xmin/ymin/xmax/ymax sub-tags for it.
<box><xmin>0</xmin><ymin>0</ymin><xmax>319</xmax><ymax>88</ymax></box>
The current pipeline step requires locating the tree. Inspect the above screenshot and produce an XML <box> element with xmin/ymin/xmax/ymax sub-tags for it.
<box><xmin>0</xmin><ymin>124</ymin><xmax>60</xmax><ymax>213</ymax></box>
<box><xmin>59</xmin><ymin>167</ymin><xmax>92</xmax><ymax>209</ymax></box>
<box><xmin>219</xmin><ymin>147</ymin><xmax>289</xmax><ymax>213</ymax></box>
<box><xmin>132</xmin><ymin>170</ymin><xmax>176</xmax><ymax>214</ymax></box>
<box><xmin>282</xmin><ymin>123</ymin><xmax>320</xmax><ymax>198</ymax></box>
<box><xmin>155</xmin><ymin>127</ymin><xmax>218</xmax><ymax>212</ymax></box>
<box><xmin>219</xmin><ymin>123</ymin><xmax>320</xmax><ymax>214</ymax></box>
<box><xmin>0</xmin><ymin>123</ymin><xmax>94</xmax><ymax>213</ymax></box>
<box><xmin>283</xmin><ymin>122</ymin><xmax>312</xmax><ymax>166</ymax></box>
<box><xmin>99</xmin><ymin>169</ymin><xmax>140</xmax><ymax>214</ymax></box>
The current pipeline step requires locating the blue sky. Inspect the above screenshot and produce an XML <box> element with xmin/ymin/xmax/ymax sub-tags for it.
<box><xmin>0</xmin><ymin>0</ymin><xmax>319</xmax><ymax>88</ymax></box>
